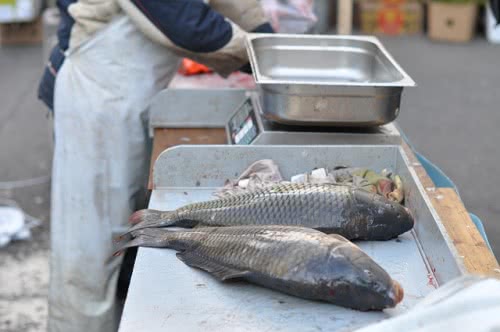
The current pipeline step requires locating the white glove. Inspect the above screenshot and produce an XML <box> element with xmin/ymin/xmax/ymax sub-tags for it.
<box><xmin>261</xmin><ymin>0</ymin><xmax>317</xmax><ymax>32</ymax></box>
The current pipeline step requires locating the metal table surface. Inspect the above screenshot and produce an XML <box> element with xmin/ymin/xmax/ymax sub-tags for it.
<box><xmin>118</xmin><ymin>145</ymin><xmax>447</xmax><ymax>332</ymax></box>
<box><xmin>119</xmin><ymin>189</ymin><xmax>433</xmax><ymax>332</ymax></box>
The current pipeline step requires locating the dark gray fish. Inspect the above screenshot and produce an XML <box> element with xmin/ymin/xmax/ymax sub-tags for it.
<box><xmin>125</xmin><ymin>183</ymin><xmax>413</xmax><ymax>240</ymax></box>
<box><xmin>117</xmin><ymin>225</ymin><xmax>404</xmax><ymax>311</ymax></box>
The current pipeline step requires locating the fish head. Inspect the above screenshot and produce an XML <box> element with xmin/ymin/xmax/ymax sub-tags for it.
<box><xmin>352</xmin><ymin>189</ymin><xmax>414</xmax><ymax>240</ymax></box>
<box><xmin>321</xmin><ymin>242</ymin><xmax>404</xmax><ymax>310</ymax></box>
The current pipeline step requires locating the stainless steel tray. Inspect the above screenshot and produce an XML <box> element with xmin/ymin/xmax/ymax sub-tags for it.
<box><xmin>120</xmin><ymin>145</ymin><xmax>465</xmax><ymax>332</ymax></box>
<box><xmin>246</xmin><ymin>34</ymin><xmax>416</xmax><ymax>127</ymax></box>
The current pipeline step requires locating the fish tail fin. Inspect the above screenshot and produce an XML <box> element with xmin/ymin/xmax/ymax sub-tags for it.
<box><xmin>115</xmin><ymin>209</ymin><xmax>176</xmax><ymax>240</ymax></box>
<box><xmin>112</xmin><ymin>228</ymin><xmax>173</xmax><ymax>257</ymax></box>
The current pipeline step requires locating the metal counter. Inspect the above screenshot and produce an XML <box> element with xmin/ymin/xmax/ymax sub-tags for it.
<box><xmin>119</xmin><ymin>145</ymin><xmax>465</xmax><ymax>332</ymax></box>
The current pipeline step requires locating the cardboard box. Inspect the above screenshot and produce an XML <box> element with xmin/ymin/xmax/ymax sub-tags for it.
<box><xmin>0</xmin><ymin>15</ymin><xmax>42</xmax><ymax>45</ymax></box>
<box><xmin>428</xmin><ymin>2</ymin><xmax>478</xmax><ymax>42</ymax></box>
<box><xmin>359</xmin><ymin>0</ymin><xmax>424</xmax><ymax>35</ymax></box>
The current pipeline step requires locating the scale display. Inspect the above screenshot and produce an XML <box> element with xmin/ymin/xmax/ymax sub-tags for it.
<box><xmin>227</xmin><ymin>98</ymin><xmax>260</xmax><ymax>145</ymax></box>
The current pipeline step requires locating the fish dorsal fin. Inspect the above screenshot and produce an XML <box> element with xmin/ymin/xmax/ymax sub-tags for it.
<box><xmin>176</xmin><ymin>252</ymin><xmax>252</xmax><ymax>281</ymax></box>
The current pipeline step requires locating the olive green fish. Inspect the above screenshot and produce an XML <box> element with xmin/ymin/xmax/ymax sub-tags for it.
<box><xmin>116</xmin><ymin>225</ymin><xmax>404</xmax><ymax>311</ymax></box>
<box><xmin>125</xmin><ymin>183</ymin><xmax>413</xmax><ymax>241</ymax></box>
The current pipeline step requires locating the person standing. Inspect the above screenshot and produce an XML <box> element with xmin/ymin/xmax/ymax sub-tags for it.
<box><xmin>38</xmin><ymin>1</ymin><xmax>273</xmax><ymax>331</ymax></box>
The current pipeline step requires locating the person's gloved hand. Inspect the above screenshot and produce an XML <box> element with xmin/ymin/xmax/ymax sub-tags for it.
<box><xmin>289</xmin><ymin>0</ymin><xmax>316</xmax><ymax>20</ymax></box>
<box><xmin>239</xmin><ymin>22</ymin><xmax>274</xmax><ymax>74</ymax></box>
<box><xmin>261</xmin><ymin>0</ymin><xmax>317</xmax><ymax>32</ymax></box>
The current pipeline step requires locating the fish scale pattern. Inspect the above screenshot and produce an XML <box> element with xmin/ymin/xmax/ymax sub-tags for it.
<box><xmin>178</xmin><ymin>226</ymin><xmax>334</xmax><ymax>277</ymax></box>
<box><xmin>127</xmin><ymin>182</ymin><xmax>413</xmax><ymax>240</ymax></box>
<box><xmin>175</xmin><ymin>183</ymin><xmax>354</xmax><ymax>229</ymax></box>
<box><xmin>126</xmin><ymin>225</ymin><xmax>400</xmax><ymax>310</ymax></box>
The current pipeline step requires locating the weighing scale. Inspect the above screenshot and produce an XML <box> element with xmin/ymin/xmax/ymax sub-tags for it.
<box><xmin>149</xmin><ymin>89</ymin><xmax>402</xmax><ymax>146</ymax></box>
<box><xmin>225</xmin><ymin>91</ymin><xmax>402</xmax><ymax>145</ymax></box>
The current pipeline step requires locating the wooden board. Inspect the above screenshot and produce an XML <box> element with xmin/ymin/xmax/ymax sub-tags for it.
<box><xmin>149</xmin><ymin>128</ymin><xmax>226</xmax><ymax>189</ymax></box>
<box><xmin>402</xmin><ymin>142</ymin><xmax>499</xmax><ymax>277</ymax></box>
<box><xmin>429</xmin><ymin>188</ymin><xmax>499</xmax><ymax>276</ymax></box>
<box><xmin>150</xmin><ymin>131</ymin><xmax>499</xmax><ymax>276</ymax></box>
<box><xmin>402</xmin><ymin>142</ymin><xmax>435</xmax><ymax>189</ymax></box>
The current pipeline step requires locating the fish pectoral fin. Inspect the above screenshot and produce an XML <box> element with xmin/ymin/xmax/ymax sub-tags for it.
<box><xmin>216</xmin><ymin>269</ymin><xmax>252</xmax><ymax>282</ymax></box>
<box><xmin>176</xmin><ymin>252</ymin><xmax>251</xmax><ymax>282</ymax></box>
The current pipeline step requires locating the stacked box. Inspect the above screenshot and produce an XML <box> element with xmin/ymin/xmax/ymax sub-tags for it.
<box><xmin>359</xmin><ymin>0</ymin><xmax>423</xmax><ymax>35</ymax></box>
<box><xmin>428</xmin><ymin>2</ymin><xmax>478</xmax><ymax>42</ymax></box>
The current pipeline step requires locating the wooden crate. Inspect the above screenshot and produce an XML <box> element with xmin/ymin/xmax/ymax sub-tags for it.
<box><xmin>0</xmin><ymin>15</ymin><xmax>42</xmax><ymax>45</ymax></box>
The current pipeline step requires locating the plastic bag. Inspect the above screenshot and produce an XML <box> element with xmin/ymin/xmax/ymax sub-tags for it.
<box><xmin>0</xmin><ymin>199</ymin><xmax>40</xmax><ymax>247</ymax></box>
<box><xmin>261</xmin><ymin>0</ymin><xmax>317</xmax><ymax>33</ymax></box>
<box><xmin>354</xmin><ymin>276</ymin><xmax>500</xmax><ymax>332</ymax></box>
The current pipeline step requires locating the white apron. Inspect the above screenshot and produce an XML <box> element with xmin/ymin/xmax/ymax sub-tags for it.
<box><xmin>50</xmin><ymin>15</ymin><xmax>180</xmax><ymax>332</ymax></box>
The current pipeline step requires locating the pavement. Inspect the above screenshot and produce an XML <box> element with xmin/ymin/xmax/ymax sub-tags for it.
<box><xmin>0</xmin><ymin>45</ymin><xmax>51</xmax><ymax>332</ymax></box>
<box><xmin>380</xmin><ymin>36</ymin><xmax>500</xmax><ymax>255</ymax></box>
<box><xmin>0</xmin><ymin>36</ymin><xmax>498</xmax><ymax>331</ymax></box>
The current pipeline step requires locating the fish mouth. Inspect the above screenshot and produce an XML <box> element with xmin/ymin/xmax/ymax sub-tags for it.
<box><xmin>402</xmin><ymin>207</ymin><xmax>415</xmax><ymax>231</ymax></box>
<box><xmin>390</xmin><ymin>280</ymin><xmax>404</xmax><ymax>306</ymax></box>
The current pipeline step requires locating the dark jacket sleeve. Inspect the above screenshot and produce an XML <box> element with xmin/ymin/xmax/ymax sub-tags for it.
<box><xmin>118</xmin><ymin>0</ymin><xmax>269</xmax><ymax>76</ymax></box>
<box><xmin>128</xmin><ymin>0</ymin><xmax>233</xmax><ymax>53</ymax></box>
